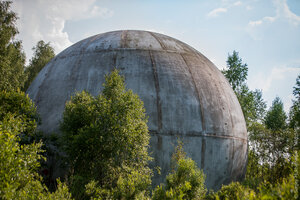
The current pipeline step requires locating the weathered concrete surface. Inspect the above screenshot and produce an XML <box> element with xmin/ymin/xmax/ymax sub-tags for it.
<box><xmin>27</xmin><ymin>30</ymin><xmax>248</xmax><ymax>190</ymax></box>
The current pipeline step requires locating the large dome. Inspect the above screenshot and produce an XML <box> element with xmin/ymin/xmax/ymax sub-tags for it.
<box><xmin>27</xmin><ymin>30</ymin><xmax>247</xmax><ymax>190</ymax></box>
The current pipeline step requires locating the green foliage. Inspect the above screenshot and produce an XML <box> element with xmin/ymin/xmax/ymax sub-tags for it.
<box><xmin>222</xmin><ymin>51</ymin><xmax>298</xmax><ymax>199</ymax></box>
<box><xmin>237</xmin><ymin>85</ymin><xmax>266</xmax><ymax>125</ymax></box>
<box><xmin>246</xmin><ymin>122</ymin><xmax>297</xmax><ymax>185</ymax></box>
<box><xmin>207</xmin><ymin>152</ymin><xmax>299</xmax><ymax>200</ymax></box>
<box><xmin>244</xmin><ymin>87</ymin><xmax>297</xmax><ymax>198</ymax></box>
<box><xmin>293</xmin><ymin>75</ymin><xmax>300</xmax><ymax>99</ymax></box>
<box><xmin>289</xmin><ymin>74</ymin><xmax>300</xmax><ymax>130</ymax></box>
<box><xmin>152</xmin><ymin>142</ymin><xmax>207</xmax><ymax>200</ymax></box>
<box><xmin>0</xmin><ymin>115</ymin><xmax>73</xmax><ymax>200</ymax></box>
<box><xmin>222</xmin><ymin>51</ymin><xmax>266</xmax><ymax>125</ymax></box>
<box><xmin>289</xmin><ymin>100</ymin><xmax>300</xmax><ymax>130</ymax></box>
<box><xmin>206</xmin><ymin>171</ymin><xmax>298</xmax><ymax>200</ymax></box>
<box><xmin>265</xmin><ymin>97</ymin><xmax>287</xmax><ymax>131</ymax></box>
<box><xmin>222</xmin><ymin>50</ymin><xmax>248</xmax><ymax>92</ymax></box>
<box><xmin>0</xmin><ymin>1</ymin><xmax>26</xmax><ymax>91</ymax></box>
<box><xmin>85</xmin><ymin>167</ymin><xmax>151</xmax><ymax>200</ymax></box>
<box><xmin>0</xmin><ymin>116</ymin><xmax>44</xmax><ymax>199</ymax></box>
<box><xmin>60</xmin><ymin>70</ymin><xmax>152</xmax><ymax>199</ymax></box>
<box><xmin>205</xmin><ymin>182</ymin><xmax>256</xmax><ymax>200</ymax></box>
<box><xmin>0</xmin><ymin>89</ymin><xmax>40</xmax><ymax>135</ymax></box>
<box><xmin>24</xmin><ymin>40</ymin><xmax>55</xmax><ymax>91</ymax></box>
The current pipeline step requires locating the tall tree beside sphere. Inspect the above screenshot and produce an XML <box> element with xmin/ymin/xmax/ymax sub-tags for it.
<box><xmin>24</xmin><ymin>40</ymin><xmax>55</xmax><ymax>91</ymax></box>
<box><xmin>289</xmin><ymin>74</ymin><xmax>300</xmax><ymax>130</ymax></box>
<box><xmin>222</xmin><ymin>50</ymin><xmax>248</xmax><ymax>91</ymax></box>
<box><xmin>265</xmin><ymin>97</ymin><xmax>287</xmax><ymax>131</ymax></box>
<box><xmin>222</xmin><ymin>50</ymin><xmax>266</xmax><ymax>125</ymax></box>
<box><xmin>0</xmin><ymin>1</ymin><xmax>26</xmax><ymax>91</ymax></box>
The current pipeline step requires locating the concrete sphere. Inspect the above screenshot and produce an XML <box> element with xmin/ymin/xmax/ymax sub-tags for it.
<box><xmin>27</xmin><ymin>30</ymin><xmax>247</xmax><ymax>190</ymax></box>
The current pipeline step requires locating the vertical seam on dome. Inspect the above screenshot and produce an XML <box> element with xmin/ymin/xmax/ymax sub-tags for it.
<box><xmin>180</xmin><ymin>53</ymin><xmax>206</xmax><ymax>133</ymax></box>
<box><xmin>201</xmin><ymin>138</ymin><xmax>206</xmax><ymax>169</ymax></box>
<box><xmin>148</xmin><ymin>32</ymin><xmax>166</xmax><ymax>50</ymax></box>
<box><xmin>230</xmin><ymin>140</ymin><xmax>235</xmax><ymax>176</ymax></box>
<box><xmin>181</xmin><ymin>53</ymin><xmax>207</xmax><ymax>170</ymax></box>
<box><xmin>149</xmin><ymin>50</ymin><xmax>162</xmax><ymax>131</ymax></box>
<box><xmin>113</xmin><ymin>52</ymin><xmax>118</xmax><ymax>68</ymax></box>
<box><xmin>121</xmin><ymin>30</ymin><xmax>128</xmax><ymax>48</ymax></box>
<box><xmin>196</xmin><ymin>53</ymin><xmax>237</xmax><ymax>176</ymax></box>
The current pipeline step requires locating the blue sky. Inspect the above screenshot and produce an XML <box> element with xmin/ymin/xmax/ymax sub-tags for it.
<box><xmin>12</xmin><ymin>0</ymin><xmax>300</xmax><ymax>112</ymax></box>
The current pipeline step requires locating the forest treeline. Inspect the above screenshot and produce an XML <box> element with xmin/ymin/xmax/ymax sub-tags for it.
<box><xmin>0</xmin><ymin>1</ymin><xmax>299</xmax><ymax>199</ymax></box>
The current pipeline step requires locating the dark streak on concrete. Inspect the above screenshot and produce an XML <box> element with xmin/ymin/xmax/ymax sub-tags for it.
<box><xmin>113</xmin><ymin>51</ymin><xmax>117</xmax><ymax>68</ymax></box>
<box><xmin>149</xmin><ymin>32</ymin><xmax>166</xmax><ymax>50</ymax></box>
<box><xmin>149</xmin><ymin>51</ymin><xmax>162</xmax><ymax>131</ymax></box>
<box><xmin>121</xmin><ymin>30</ymin><xmax>128</xmax><ymax>48</ymax></box>
<box><xmin>181</xmin><ymin>53</ymin><xmax>206</xmax><ymax>133</ymax></box>
<box><xmin>157</xmin><ymin>135</ymin><xmax>162</xmax><ymax>150</ymax></box>
<box><xmin>201</xmin><ymin>138</ymin><xmax>206</xmax><ymax>169</ymax></box>
<box><xmin>231</xmin><ymin>140</ymin><xmax>235</xmax><ymax>175</ymax></box>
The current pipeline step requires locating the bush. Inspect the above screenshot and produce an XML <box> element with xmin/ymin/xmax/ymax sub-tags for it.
<box><xmin>0</xmin><ymin>89</ymin><xmax>40</xmax><ymax>136</ymax></box>
<box><xmin>152</xmin><ymin>142</ymin><xmax>207</xmax><ymax>200</ymax></box>
<box><xmin>0</xmin><ymin>116</ymin><xmax>72</xmax><ymax>199</ymax></box>
<box><xmin>60</xmin><ymin>70</ymin><xmax>152</xmax><ymax>199</ymax></box>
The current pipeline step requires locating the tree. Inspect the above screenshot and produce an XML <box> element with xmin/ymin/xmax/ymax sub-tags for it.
<box><xmin>265</xmin><ymin>97</ymin><xmax>287</xmax><ymax>131</ymax></box>
<box><xmin>60</xmin><ymin>70</ymin><xmax>152</xmax><ymax>199</ymax></box>
<box><xmin>289</xmin><ymin>74</ymin><xmax>300</xmax><ymax>130</ymax></box>
<box><xmin>0</xmin><ymin>91</ymin><xmax>73</xmax><ymax>200</ymax></box>
<box><xmin>222</xmin><ymin>51</ymin><xmax>298</xmax><ymax>192</ymax></box>
<box><xmin>0</xmin><ymin>1</ymin><xmax>26</xmax><ymax>91</ymax></box>
<box><xmin>237</xmin><ymin>85</ymin><xmax>266</xmax><ymax>125</ymax></box>
<box><xmin>245</xmin><ymin>98</ymin><xmax>296</xmax><ymax>187</ymax></box>
<box><xmin>0</xmin><ymin>116</ymin><xmax>73</xmax><ymax>200</ymax></box>
<box><xmin>246</xmin><ymin>123</ymin><xmax>296</xmax><ymax>185</ymax></box>
<box><xmin>207</xmin><ymin>151</ymin><xmax>299</xmax><ymax>200</ymax></box>
<box><xmin>24</xmin><ymin>40</ymin><xmax>55</xmax><ymax>91</ymax></box>
<box><xmin>222</xmin><ymin>51</ymin><xmax>266</xmax><ymax>125</ymax></box>
<box><xmin>152</xmin><ymin>141</ymin><xmax>207</xmax><ymax>200</ymax></box>
<box><xmin>293</xmin><ymin>75</ymin><xmax>300</xmax><ymax>99</ymax></box>
<box><xmin>222</xmin><ymin>50</ymin><xmax>248</xmax><ymax>92</ymax></box>
<box><xmin>0</xmin><ymin>89</ymin><xmax>40</xmax><ymax>136</ymax></box>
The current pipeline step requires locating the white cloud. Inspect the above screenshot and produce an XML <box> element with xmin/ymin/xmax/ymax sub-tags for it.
<box><xmin>233</xmin><ymin>1</ymin><xmax>242</xmax><ymax>6</ymax></box>
<box><xmin>248</xmin><ymin>16</ymin><xmax>276</xmax><ymax>27</ymax></box>
<box><xmin>248</xmin><ymin>65</ymin><xmax>300</xmax><ymax>112</ymax></box>
<box><xmin>247</xmin><ymin>0</ymin><xmax>300</xmax><ymax>29</ymax></box>
<box><xmin>249</xmin><ymin>20</ymin><xmax>263</xmax><ymax>26</ymax></box>
<box><xmin>255</xmin><ymin>67</ymin><xmax>300</xmax><ymax>92</ymax></box>
<box><xmin>207</xmin><ymin>8</ymin><xmax>227</xmax><ymax>18</ymax></box>
<box><xmin>207</xmin><ymin>1</ymin><xmax>241</xmax><ymax>18</ymax></box>
<box><xmin>11</xmin><ymin>0</ymin><xmax>113</xmax><ymax>61</ymax></box>
<box><xmin>274</xmin><ymin>0</ymin><xmax>300</xmax><ymax>26</ymax></box>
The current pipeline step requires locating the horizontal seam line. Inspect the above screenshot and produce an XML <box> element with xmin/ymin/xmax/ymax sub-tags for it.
<box><xmin>149</xmin><ymin>131</ymin><xmax>247</xmax><ymax>141</ymax></box>
<box><xmin>56</xmin><ymin>48</ymin><xmax>197</xmax><ymax>60</ymax></box>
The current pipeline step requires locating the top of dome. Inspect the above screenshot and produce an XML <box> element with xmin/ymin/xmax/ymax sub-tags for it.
<box><xmin>58</xmin><ymin>30</ymin><xmax>199</xmax><ymax>58</ymax></box>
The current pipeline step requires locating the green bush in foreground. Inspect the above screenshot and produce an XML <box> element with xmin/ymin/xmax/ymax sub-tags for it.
<box><xmin>0</xmin><ymin>115</ymin><xmax>72</xmax><ymax>200</ymax></box>
<box><xmin>152</xmin><ymin>142</ymin><xmax>207</xmax><ymax>200</ymax></box>
<box><xmin>206</xmin><ymin>151</ymin><xmax>299</xmax><ymax>200</ymax></box>
<box><xmin>0</xmin><ymin>89</ymin><xmax>40</xmax><ymax>136</ymax></box>
<box><xmin>60</xmin><ymin>70</ymin><xmax>152</xmax><ymax>199</ymax></box>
